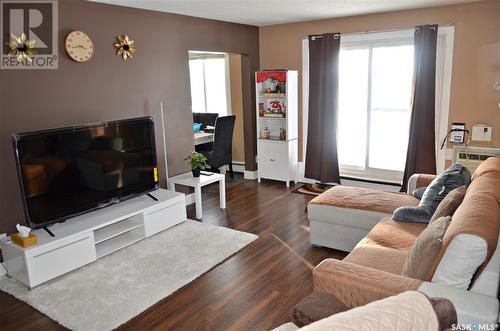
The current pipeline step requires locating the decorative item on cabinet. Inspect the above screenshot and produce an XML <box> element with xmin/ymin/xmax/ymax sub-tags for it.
<box><xmin>280</xmin><ymin>128</ymin><xmax>286</xmax><ymax>140</ymax></box>
<box><xmin>259</xmin><ymin>103</ymin><xmax>265</xmax><ymax>117</ymax></box>
<box><xmin>277</xmin><ymin>82</ymin><xmax>286</xmax><ymax>94</ymax></box>
<box><xmin>114</xmin><ymin>35</ymin><xmax>135</xmax><ymax>61</ymax></box>
<box><xmin>264</xmin><ymin>100</ymin><xmax>286</xmax><ymax>118</ymax></box>
<box><xmin>260</xmin><ymin>127</ymin><xmax>270</xmax><ymax>139</ymax></box>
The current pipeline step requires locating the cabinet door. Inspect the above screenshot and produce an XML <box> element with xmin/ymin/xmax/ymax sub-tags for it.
<box><xmin>27</xmin><ymin>233</ymin><xmax>96</xmax><ymax>287</ymax></box>
<box><xmin>143</xmin><ymin>201</ymin><xmax>186</xmax><ymax>237</ymax></box>
<box><xmin>258</xmin><ymin>142</ymin><xmax>288</xmax><ymax>180</ymax></box>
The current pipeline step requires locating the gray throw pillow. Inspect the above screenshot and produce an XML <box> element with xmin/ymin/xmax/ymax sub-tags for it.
<box><xmin>393</xmin><ymin>164</ymin><xmax>471</xmax><ymax>223</ymax></box>
<box><xmin>412</xmin><ymin>187</ymin><xmax>427</xmax><ymax>199</ymax></box>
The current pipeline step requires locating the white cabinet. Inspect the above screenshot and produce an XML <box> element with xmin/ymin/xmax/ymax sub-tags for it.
<box><xmin>0</xmin><ymin>189</ymin><xmax>186</xmax><ymax>288</ymax></box>
<box><xmin>256</xmin><ymin>70</ymin><xmax>298</xmax><ymax>186</ymax></box>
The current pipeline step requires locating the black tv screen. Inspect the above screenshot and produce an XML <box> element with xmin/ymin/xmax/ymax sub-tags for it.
<box><xmin>13</xmin><ymin>117</ymin><xmax>159</xmax><ymax>229</ymax></box>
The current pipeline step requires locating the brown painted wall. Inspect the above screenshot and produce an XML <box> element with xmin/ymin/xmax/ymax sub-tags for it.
<box><xmin>229</xmin><ymin>54</ymin><xmax>245</xmax><ymax>164</ymax></box>
<box><xmin>259</xmin><ymin>0</ymin><xmax>500</xmax><ymax>160</ymax></box>
<box><xmin>0</xmin><ymin>0</ymin><xmax>259</xmax><ymax>234</ymax></box>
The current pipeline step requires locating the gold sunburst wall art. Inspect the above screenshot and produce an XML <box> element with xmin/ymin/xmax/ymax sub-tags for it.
<box><xmin>6</xmin><ymin>33</ymin><xmax>35</xmax><ymax>63</ymax></box>
<box><xmin>114</xmin><ymin>35</ymin><xmax>135</xmax><ymax>61</ymax></box>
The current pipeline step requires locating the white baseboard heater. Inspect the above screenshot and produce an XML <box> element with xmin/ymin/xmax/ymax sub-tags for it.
<box><xmin>452</xmin><ymin>146</ymin><xmax>500</xmax><ymax>174</ymax></box>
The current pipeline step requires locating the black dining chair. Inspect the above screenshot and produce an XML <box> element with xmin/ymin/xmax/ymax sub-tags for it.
<box><xmin>201</xmin><ymin>115</ymin><xmax>236</xmax><ymax>178</ymax></box>
<box><xmin>192</xmin><ymin>112</ymin><xmax>218</xmax><ymax>130</ymax></box>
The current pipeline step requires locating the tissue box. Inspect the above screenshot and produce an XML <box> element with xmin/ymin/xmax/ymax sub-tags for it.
<box><xmin>11</xmin><ymin>233</ymin><xmax>38</xmax><ymax>248</ymax></box>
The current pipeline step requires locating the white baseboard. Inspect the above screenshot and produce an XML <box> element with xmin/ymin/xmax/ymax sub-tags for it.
<box><xmin>244</xmin><ymin>170</ymin><xmax>258</xmax><ymax>180</ymax></box>
<box><xmin>232</xmin><ymin>162</ymin><xmax>245</xmax><ymax>173</ymax></box>
<box><xmin>219</xmin><ymin>162</ymin><xmax>245</xmax><ymax>175</ymax></box>
<box><xmin>297</xmin><ymin>162</ymin><xmax>400</xmax><ymax>191</ymax></box>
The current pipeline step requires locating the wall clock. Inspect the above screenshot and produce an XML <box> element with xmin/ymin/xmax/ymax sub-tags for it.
<box><xmin>65</xmin><ymin>31</ymin><xmax>94</xmax><ymax>63</ymax></box>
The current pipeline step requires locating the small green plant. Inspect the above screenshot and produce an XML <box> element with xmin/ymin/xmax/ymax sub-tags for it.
<box><xmin>185</xmin><ymin>151</ymin><xmax>207</xmax><ymax>171</ymax></box>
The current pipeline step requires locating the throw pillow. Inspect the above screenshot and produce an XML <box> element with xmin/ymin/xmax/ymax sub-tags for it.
<box><xmin>429</xmin><ymin>186</ymin><xmax>466</xmax><ymax>223</ymax></box>
<box><xmin>431</xmin><ymin>234</ymin><xmax>487</xmax><ymax>289</ymax></box>
<box><xmin>393</xmin><ymin>164</ymin><xmax>471</xmax><ymax>223</ymax></box>
<box><xmin>412</xmin><ymin>187</ymin><xmax>427</xmax><ymax>200</ymax></box>
<box><xmin>401</xmin><ymin>216</ymin><xmax>452</xmax><ymax>280</ymax></box>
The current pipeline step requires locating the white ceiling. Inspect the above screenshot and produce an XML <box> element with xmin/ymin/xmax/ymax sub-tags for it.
<box><xmin>89</xmin><ymin>0</ymin><xmax>479</xmax><ymax>26</ymax></box>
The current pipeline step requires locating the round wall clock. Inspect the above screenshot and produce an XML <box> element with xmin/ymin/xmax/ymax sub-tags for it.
<box><xmin>65</xmin><ymin>31</ymin><xmax>94</xmax><ymax>63</ymax></box>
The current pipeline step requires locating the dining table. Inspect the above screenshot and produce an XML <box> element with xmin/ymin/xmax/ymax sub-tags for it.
<box><xmin>194</xmin><ymin>131</ymin><xmax>214</xmax><ymax>146</ymax></box>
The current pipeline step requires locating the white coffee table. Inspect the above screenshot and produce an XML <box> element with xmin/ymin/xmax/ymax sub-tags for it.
<box><xmin>168</xmin><ymin>171</ymin><xmax>226</xmax><ymax>219</ymax></box>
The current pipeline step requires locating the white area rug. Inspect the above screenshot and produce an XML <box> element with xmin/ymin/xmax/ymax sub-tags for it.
<box><xmin>0</xmin><ymin>220</ymin><xmax>257</xmax><ymax>331</ymax></box>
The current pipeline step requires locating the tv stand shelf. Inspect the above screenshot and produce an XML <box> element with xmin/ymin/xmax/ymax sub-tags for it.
<box><xmin>0</xmin><ymin>189</ymin><xmax>186</xmax><ymax>288</ymax></box>
<box><xmin>94</xmin><ymin>216</ymin><xmax>143</xmax><ymax>244</ymax></box>
<box><xmin>95</xmin><ymin>227</ymin><xmax>144</xmax><ymax>258</ymax></box>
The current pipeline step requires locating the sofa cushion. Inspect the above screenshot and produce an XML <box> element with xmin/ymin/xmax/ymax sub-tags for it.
<box><xmin>428</xmin><ymin>192</ymin><xmax>500</xmax><ymax>287</ymax></box>
<box><xmin>309</xmin><ymin>186</ymin><xmax>419</xmax><ymax>214</ymax></box>
<box><xmin>292</xmin><ymin>292</ymin><xmax>348</xmax><ymax>327</ymax></box>
<box><xmin>345</xmin><ymin>245</ymin><xmax>409</xmax><ymax>275</ymax></box>
<box><xmin>393</xmin><ymin>164</ymin><xmax>471</xmax><ymax>223</ymax></box>
<box><xmin>401</xmin><ymin>216</ymin><xmax>452</xmax><ymax>280</ymax></box>
<box><xmin>344</xmin><ymin>218</ymin><xmax>426</xmax><ymax>274</ymax></box>
<box><xmin>313</xmin><ymin>259</ymin><xmax>422</xmax><ymax>308</ymax></box>
<box><xmin>430</xmin><ymin>186</ymin><xmax>466</xmax><ymax>223</ymax></box>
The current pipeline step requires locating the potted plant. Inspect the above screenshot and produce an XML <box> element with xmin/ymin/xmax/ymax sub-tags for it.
<box><xmin>185</xmin><ymin>151</ymin><xmax>207</xmax><ymax>177</ymax></box>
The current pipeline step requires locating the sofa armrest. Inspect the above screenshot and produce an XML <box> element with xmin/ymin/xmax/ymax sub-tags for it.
<box><xmin>407</xmin><ymin>173</ymin><xmax>437</xmax><ymax>194</ymax></box>
<box><xmin>313</xmin><ymin>259</ymin><xmax>422</xmax><ymax>308</ymax></box>
<box><xmin>418</xmin><ymin>282</ymin><xmax>499</xmax><ymax>325</ymax></box>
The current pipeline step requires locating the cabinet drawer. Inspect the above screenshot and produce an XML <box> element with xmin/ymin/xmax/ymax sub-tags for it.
<box><xmin>27</xmin><ymin>233</ymin><xmax>96</xmax><ymax>287</ymax></box>
<box><xmin>143</xmin><ymin>201</ymin><xmax>186</xmax><ymax>237</ymax></box>
<box><xmin>258</xmin><ymin>142</ymin><xmax>288</xmax><ymax>180</ymax></box>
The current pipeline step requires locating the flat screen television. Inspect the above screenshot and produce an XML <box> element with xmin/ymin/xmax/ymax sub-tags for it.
<box><xmin>13</xmin><ymin>117</ymin><xmax>159</xmax><ymax>229</ymax></box>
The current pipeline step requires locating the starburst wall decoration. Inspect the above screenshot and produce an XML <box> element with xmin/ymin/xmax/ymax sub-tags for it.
<box><xmin>6</xmin><ymin>33</ymin><xmax>35</xmax><ymax>63</ymax></box>
<box><xmin>114</xmin><ymin>35</ymin><xmax>135</xmax><ymax>61</ymax></box>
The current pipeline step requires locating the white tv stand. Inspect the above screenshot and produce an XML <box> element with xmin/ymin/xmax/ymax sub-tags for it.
<box><xmin>0</xmin><ymin>189</ymin><xmax>186</xmax><ymax>288</ymax></box>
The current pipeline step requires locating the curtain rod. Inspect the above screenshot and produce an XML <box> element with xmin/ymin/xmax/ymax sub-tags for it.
<box><xmin>299</xmin><ymin>23</ymin><xmax>453</xmax><ymax>39</ymax></box>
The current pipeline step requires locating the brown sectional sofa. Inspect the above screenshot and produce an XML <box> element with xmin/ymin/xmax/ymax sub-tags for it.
<box><xmin>308</xmin><ymin>157</ymin><xmax>500</xmax><ymax>325</ymax></box>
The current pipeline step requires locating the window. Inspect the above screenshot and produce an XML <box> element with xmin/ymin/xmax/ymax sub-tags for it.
<box><xmin>337</xmin><ymin>36</ymin><xmax>414</xmax><ymax>182</ymax></box>
<box><xmin>302</xmin><ymin>28</ymin><xmax>455</xmax><ymax>183</ymax></box>
<box><xmin>188</xmin><ymin>53</ymin><xmax>230</xmax><ymax>115</ymax></box>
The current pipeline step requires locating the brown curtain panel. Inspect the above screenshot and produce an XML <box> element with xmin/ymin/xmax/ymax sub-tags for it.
<box><xmin>304</xmin><ymin>33</ymin><xmax>341</xmax><ymax>184</ymax></box>
<box><xmin>401</xmin><ymin>25</ymin><xmax>438</xmax><ymax>192</ymax></box>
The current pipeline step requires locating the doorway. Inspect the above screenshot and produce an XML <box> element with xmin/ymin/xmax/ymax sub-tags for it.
<box><xmin>188</xmin><ymin>51</ymin><xmax>245</xmax><ymax>170</ymax></box>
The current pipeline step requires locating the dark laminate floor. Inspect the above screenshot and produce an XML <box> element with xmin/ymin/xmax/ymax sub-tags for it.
<box><xmin>0</xmin><ymin>174</ymin><xmax>346</xmax><ymax>331</ymax></box>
